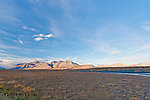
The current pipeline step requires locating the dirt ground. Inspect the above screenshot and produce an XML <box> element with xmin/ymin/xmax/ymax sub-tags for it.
<box><xmin>0</xmin><ymin>69</ymin><xmax>150</xmax><ymax>100</ymax></box>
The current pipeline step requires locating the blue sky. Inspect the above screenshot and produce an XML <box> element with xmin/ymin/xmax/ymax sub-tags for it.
<box><xmin>1</xmin><ymin>0</ymin><xmax>150</xmax><ymax>68</ymax></box>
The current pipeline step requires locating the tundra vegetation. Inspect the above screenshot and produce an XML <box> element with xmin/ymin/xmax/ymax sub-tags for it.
<box><xmin>0</xmin><ymin>69</ymin><xmax>149</xmax><ymax>100</ymax></box>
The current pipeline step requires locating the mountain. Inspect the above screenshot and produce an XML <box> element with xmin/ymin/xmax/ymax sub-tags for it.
<box><xmin>96</xmin><ymin>62</ymin><xmax>150</xmax><ymax>67</ymax></box>
<box><xmin>72</xmin><ymin>64</ymin><xmax>95</xmax><ymax>69</ymax></box>
<box><xmin>11</xmin><ymin>63</ymin><xmax>36</xmax><ymax>69</ymax></box>
<box><xmin>11</xmin><ymin>61</ymin><xmax>79</xmax><ymax>69</ymax></box>
<box><xmin>11</xmin><ymin>61</ymin><xmax>51</xmax><ymax>69</ymax></box>
<box><xmin>50</xmin><ymin>61</ymin><xmax>78</xmax><ymax>69</ymax></box>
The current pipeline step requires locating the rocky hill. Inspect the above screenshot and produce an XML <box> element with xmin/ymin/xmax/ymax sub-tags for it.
<box><xmin>72</xmin><ymin>64</ymin><xmax>95</xmax><ymax>69</ymax></box>
<box><xmin>11</xmin><ymin>61</ymin><xmax>79</xmax><ymax>69</ymax></box>
<box><xmin>50</xmin><ymin>61</ymin><xmax>78</xmax><ymax>68</ymax></box>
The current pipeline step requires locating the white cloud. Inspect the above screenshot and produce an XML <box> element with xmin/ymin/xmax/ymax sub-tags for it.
<box><xmin>22</xmin><ymin>26</ymin><xmax>27</xmax><ymax>29</ymax></box>
<box><xmin>0</xmin><ymin>59</ymin><xmax>14</xmax><ymax>68</ymax></box>
<box><xmin>110</xmin><ymin>51</ymin><xmax>120</xmax><ymax>55</ymax></box>
<box><xmin>142</xmin><ymin>22</ymin><xmax>150</xmax><ymax>31</ymax></box>
<box><xmin>33</xmin><ymin>33</ymin><xmax>54</xmax><ymax>41</ymax></box>
<box><xmin>18</xmin><ymin>38</ymin><xmax>23</xmax><ymax>45</ymax></box>
<box><xmin>45</xmin><ymin>34</ymin><xmax>53</xmax><ymax>38</ymax></box>
<box><xmin>48</xmin><ymin>56</ymin><xmax>77</xmax><ymax>62</ymax></box>
<box><xmin>22</xmin><ymin>26</ymin><xmax>37</xmax><ymax>32</ymax></box>
<box><xmin>48</xmin><ymin>57</ymin><xmax>63</xmax><ymax>61</ymax></box>
<box><xmin>33</xmin><ymin>34</ymin><xmax>44</xmax><ymax>37</ymax></box>
<box><xmin>34</xmin><ymin>37</ymin><xmax>43</xmax><ymax>41</ymax></box>
<box><xmin>0</xmin><ymin>57</ymin><xmax>49</xmax><ymax>68</ymax></box>
<box><xmin>0</xmin><ymin>50</ymin><xmax>5</xmax><ymax>52</ymax></box>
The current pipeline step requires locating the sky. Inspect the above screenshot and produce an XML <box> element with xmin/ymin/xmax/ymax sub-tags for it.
<box><xmin>1</xmin><ymin>0</ymin><xmax>150</xmax><ymax>68</ymax></box>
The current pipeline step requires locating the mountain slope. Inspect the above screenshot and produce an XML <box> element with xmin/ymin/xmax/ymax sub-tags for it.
<box><xmin>33</xmin><ymin>62</ymin><xmax>53</xmax><ymax>69</ymax></box>
<box><xmin>11</xmin><ymin>61</ymin><xmax>79</xmax><ymax>69</ymax></box>
<box><xmin>11</xmin><ymin>63</ymin><xmax>37</xmax><ymax>69</ymax></box>
<box><xmin>50</xmin><ymin>61</ymin><xmax>78</xmax><ymax>68</ymax></box>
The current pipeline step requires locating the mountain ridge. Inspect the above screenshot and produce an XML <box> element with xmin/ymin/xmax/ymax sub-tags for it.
<box><xmin>11</xmin><ymin>61</ymin><xmax>150</xmax><ymax>70</ymax></box>
<box><xmin>11</xmin><ymin>60</ymin><xmax>81</xmax><ymax>69</ymax></box>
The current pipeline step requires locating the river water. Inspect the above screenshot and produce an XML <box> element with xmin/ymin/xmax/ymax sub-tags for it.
<box><xmin>102</xmin><ymin>72</ymin><xmax>150</xmax><ymax>77</ymax></box>
<box><xmin>74</xmin><ymin>70</ymin><xmax>150</xmax><ymax>77</ymax></box>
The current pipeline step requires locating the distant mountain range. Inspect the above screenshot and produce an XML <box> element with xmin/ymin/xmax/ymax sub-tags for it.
<box><xmin>11</xmin><ymin>61</ymin><xmax>93</xmax><ymax>69</ymax></box>
<box><xmin>96</xmin><ymin>63</ymin><xmax>150</xmax><ymax>67</ymax></box>
<box><xmin>11</xmin><ymin>61</ymin><xmax>150</xmax><ymax>70</ymax></box>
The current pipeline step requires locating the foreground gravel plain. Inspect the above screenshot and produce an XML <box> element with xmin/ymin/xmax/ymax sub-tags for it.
<box><xmin>0</xmin><ymin>69</ymin><xmax>150</xmax><ymax>100</ymax></box>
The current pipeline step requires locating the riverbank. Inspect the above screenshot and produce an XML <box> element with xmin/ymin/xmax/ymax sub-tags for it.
<box><xmin>0</xmin><ymin>70</ymin><xmax>150</xmax><ymax>100</ymax></box>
